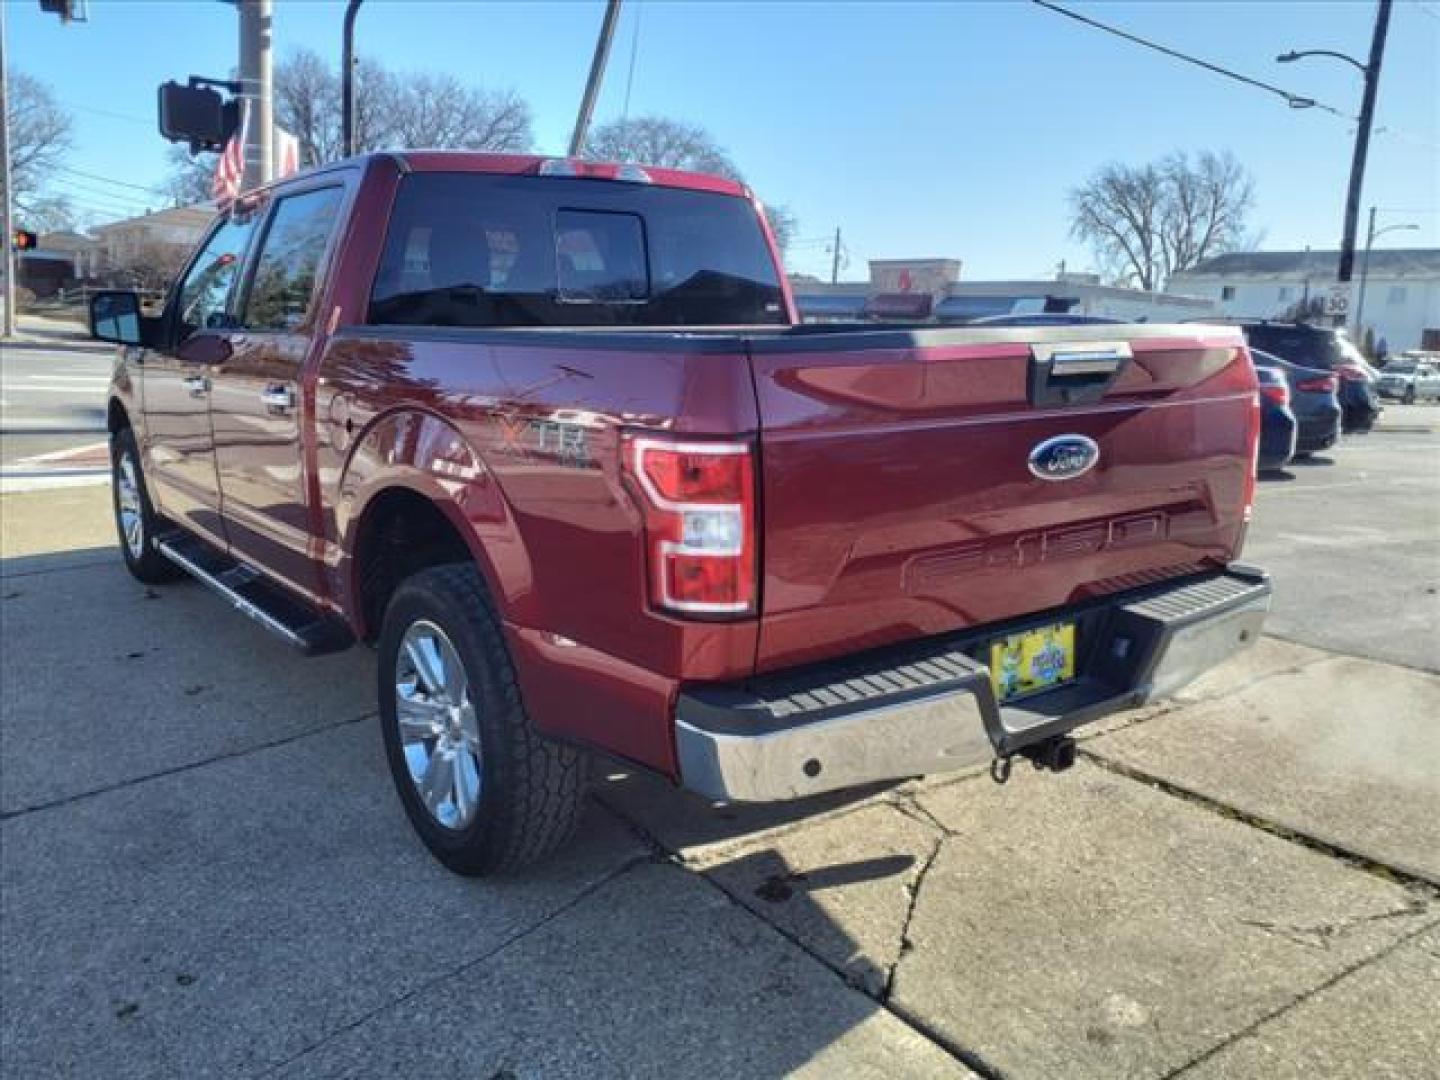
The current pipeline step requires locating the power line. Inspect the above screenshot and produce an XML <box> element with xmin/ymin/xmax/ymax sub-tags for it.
<box><xmin>59</xmin><ymin>99</ymin><xmax>151</xmax><ymax>126</ymax></box>
<box><xmin>1029</xmin><ymin>0</ymin><xmax>1354</xmax><ymax>119</ymax></box>
<box><xmin>51</xmin><ymin>175</ymin><xmax>154</xmax><ymax>208</ymax></box>
<box><xmin>53</xmin><ymin>165</ymin><xmax>169</xmax><ymax>197</ymax></box>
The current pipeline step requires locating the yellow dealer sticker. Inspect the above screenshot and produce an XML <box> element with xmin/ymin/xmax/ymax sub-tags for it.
<box><xmin>990</xmin><ymin>622</ymin><xmax>1076</xmax><ymax>703</ymax></box>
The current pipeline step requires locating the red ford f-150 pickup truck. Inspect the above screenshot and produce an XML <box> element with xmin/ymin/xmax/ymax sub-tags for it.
<box><xmin>89</xmin><ymin>152</ymin><xmax>1270</xmax><ymax>874</ymax></box>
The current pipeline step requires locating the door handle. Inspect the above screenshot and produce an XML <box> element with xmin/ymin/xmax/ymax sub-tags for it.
<box><xmin>183</xmin><ymin>374</ymin><xmax>210</xmax><ymax>398</ymax></box>
<box><xmin>260</xmin><ymin>384</ymin><xmax>296</xmax><ymax>412</ymax></box>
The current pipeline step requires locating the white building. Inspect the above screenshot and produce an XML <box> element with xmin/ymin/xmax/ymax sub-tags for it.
<box><xmin>793</xmin><ymin>259</ymin><xmax>1215</xmax><ymax>324</ymax></box>
<box><xmin>1167</xmin><ymin>249</ymin><xmax>1440</xmax><ymax>353</ymax></box>
<box><xmin>89</xmin><ymin>204</ymin><xmax>216</xmax><ymax>271</ymax></box>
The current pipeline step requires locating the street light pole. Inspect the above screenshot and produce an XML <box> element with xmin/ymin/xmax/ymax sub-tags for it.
<box><xmin>1277</xmin><ymin>0</ymin><xmax>1392</xmax><ymax>289</ymax></box>
<box><xmin>342</xmin><ymin>0</ymin><xmax>363</xmax><ymax>157</ymax></box>
<box><xmin>1353</xmin><ymin>207</ymin><xmax>1419</xmax><ymax>347</ymax></box>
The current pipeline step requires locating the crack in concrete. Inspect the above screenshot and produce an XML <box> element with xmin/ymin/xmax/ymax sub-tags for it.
<box><xmin>0</xmin><ymin>710</ymin><xmax>377</xmax><ymax>823</ymax></box>
<box><xmin>883</xmin><ymin>831</ymin><xmax>945</xmax><ymax>1003</ymax></box>
<box><xmin>1079</xmin><ymin>750</ymin><xmax>1440</xmax><ymax>896</ymax></box>
<box><xmin>597</xmin><ymin>786</ymin><xmax>1005</xmax><ymax>1078</ymax></box>
<box><xmin>1239</xmin><ymin>898</ymin><xmax>1432</xmax><ymax>950</ymax></box>
<box><xmin>1163</xmin><ymin>915</ymin><xmax>1440</xmax><ymax>1079</ymax></box>
<box><xmin>253</xmin><ymin>853</ymin><xmax>652</xmax><ymax>1077</ymax></box>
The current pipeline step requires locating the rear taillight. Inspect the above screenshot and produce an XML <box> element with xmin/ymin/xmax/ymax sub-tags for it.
<box><xmin>1296</xmin><ymin>375</ymin><xmax>1338</xmax><ymax>393</ymax></box>
<box><xmin>1243</xmin><ymin>392</ymin><xmax>1261</xmax><ymax>523</ymax></box>
<box><xmin>1260</xmin><ymin>383</ymin><xmax>1290</xmax><ymax>407</ymax></box>
<box><xmin>1336</xmin><ymin>364</ymin><xmax>1369</xmax><ymax>383</ymax></box>
<box><xmin>622</xmin><ymin>435</ymin><xmax>756</xmax><ymax>617</ymax></box>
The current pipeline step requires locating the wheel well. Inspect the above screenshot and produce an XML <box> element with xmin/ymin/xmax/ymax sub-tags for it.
<box><xmin>108</xmin><ymin>399</ymin><xmax>129</xmax><ymax>434</ymax></box>
<box><xmin>355</xmin><ymin>489</ymin><xmax>475</xmax><ymax>641</ymax></box>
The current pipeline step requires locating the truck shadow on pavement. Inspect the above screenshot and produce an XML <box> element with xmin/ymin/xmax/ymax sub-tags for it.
<box><xmin>1</xmin><ymin>541</ymin><xmax>953</xmax><ymax>1078</ymax></box>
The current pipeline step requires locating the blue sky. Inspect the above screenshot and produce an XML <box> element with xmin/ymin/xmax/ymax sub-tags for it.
<box><xmin>14</xmin><ymin>0</ymin><xmax>1440</xmax><ymax>280</ymax></box>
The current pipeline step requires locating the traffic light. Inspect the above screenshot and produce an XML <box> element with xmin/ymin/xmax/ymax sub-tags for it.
<box><xmin>12</xmin><ymin>230</ymin><xmax>38</xmax><ymax>252</ymax></box>
<box><xmin>38</xmin><ymin>0</ymin><xmax>87</xmax><ymax>23</ymax></box>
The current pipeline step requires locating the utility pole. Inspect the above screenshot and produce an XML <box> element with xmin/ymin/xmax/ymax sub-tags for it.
<box><xmin>238</xmin><ymin>0</ymin><xmax>274</xmax><ymax>188</ymax></box>
<box><xmin>830</xmin><ymin>227</ymin><xmax>842</xmax><ymax>285</ymax></box>
<box><xmin>569</xmin><ymin>0</ymin><xmax>622</xmax><ymax>158</ymax></box>
<box><xmin>0</xmin><ymin>0</ymin><xmax>14</xmax><ymax>339</ymax></box>
<box><xmin>1338</xmin><ymin>0</ymin><xmax>1391</xmax><ymax>283</ymax></box>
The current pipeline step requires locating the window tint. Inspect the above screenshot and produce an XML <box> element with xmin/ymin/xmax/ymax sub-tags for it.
<box><xmin>243</xmin><ymin>187</ymin><xmax>344</xmax><ymax>331</ymax></box>
<box><xmin>556</xmin><ymin>210</ymin><xmax>648</xmax><ymax>302</ymax></box>
<box><xmin>1244</xmin><ymin>325</ymin><xmax>1342</xmax><ymax>370</ymax></box>
<box><xmin>175</xmin><ymin>213</ymin><xmax>256</xmax><ymax>339</ymax></box>
<box><xmin>368</xmin><ymin>173</ymin><xmax>785</xmax><ymax>327</ymax></box>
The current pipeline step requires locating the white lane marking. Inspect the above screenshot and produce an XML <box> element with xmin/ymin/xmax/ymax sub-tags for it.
<box><xmin>0</xmin><ymin>472</ymin><xmax>110</xmax><ymax>494</ymax></box>
<box><xmin>2</xmin><ymin>384</ymin><xmax>109</xmax><ymax>394</ymax></box>
<box><xmin>1258</xmin><ymin>477</ymin><xmax>1433</xmax><ymax>494</ymax></box>
<box><xmin>1275</xmin><ymin>528</ymin><xmax>1435</xmax><ymax>547</ymax></box>
<box><xmin>20</xmin><ymin>375</ymin><xmax>112</xmax><ymax>382</ymax></box>
<box><xmin>11</xmin><ymin>441</ymin><xmax>109</xmax><ymax>465</ymax></box>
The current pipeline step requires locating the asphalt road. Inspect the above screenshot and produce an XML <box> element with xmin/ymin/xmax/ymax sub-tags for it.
<box><xmin>0</xmin><ymin>338</ymin><xmax>114</xmax><ymax>467</ymax></box>
<box><xmin>1249</xmin><ymin>416</ymin><xmax>1440</xmax><ymax>672</ymax></box>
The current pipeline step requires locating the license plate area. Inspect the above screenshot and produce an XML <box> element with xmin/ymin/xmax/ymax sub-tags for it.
<box><xmin>989</xmin><ymin>622</ymin><xmax>1076</xmax><ymax>703</ymax></box>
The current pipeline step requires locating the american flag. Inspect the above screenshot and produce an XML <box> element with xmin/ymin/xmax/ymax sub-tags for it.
<box><xmin>212</xmin><ymin>100</ymin><xmax>302</xmax><ymax>205</ymax></box>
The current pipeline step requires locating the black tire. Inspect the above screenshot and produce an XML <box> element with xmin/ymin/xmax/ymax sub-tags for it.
<box><xmin>1403</xmin><ymin>387</ymin><xmax>1416</xmax><ymax>405</ymax></box>
<box><xmin>377</xmin><ymin>563</ymin><xmax>587</xmax><ymax>875</ymax></box>
<box><xmin>110</xmin><ymin>426</ymin><xmax>183</xmax><ymax>584</ymax></box>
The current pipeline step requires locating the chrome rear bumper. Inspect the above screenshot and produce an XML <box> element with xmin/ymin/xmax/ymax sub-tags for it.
<box><xmin>676</xmin><ymin>566</ymin><xmax>1271</xmax><ymax>803</ymax></box>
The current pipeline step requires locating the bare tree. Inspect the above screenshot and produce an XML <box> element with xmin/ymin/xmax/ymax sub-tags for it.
<box><xmin>103</xmin><ymin>239</ymin><xmax>192</xmax><ymax>293</ymax></box>
<box><xmin>275</xmin><ymin>47</ymin><xmax>342</xmax><ymax>166</ymax></box>
<box><xmin>763</xmin><ymin>204</ymin><xmax>798</xmax><ymax>257</ymax></box>
<box><xmin>3</xmin><ymin>72</ymin><xmax>74</xmax><ymax>219</ymax></box>
<box><xmin>583</xmin><ymin>116</ymin><xmax>798</xmax><ymax>254</ymax></box>
<box><xmin>583</xmin><ymin>116</ymin><xmax>741</xmax><ymax>180</ymax></box>
<box><xmin>1070</xmin><ymin>151</ymin><xmax>1254</xmax><ymax>291</ymax></box>
<box><xmin>374</xmin><ymin>74</ymin><xmax>532</xmax><ymax>151</ymax></box>
<box><xmin>163</xmin><ymin>144</ymin><xmax>215</xmax><ymax>206</ymax></box>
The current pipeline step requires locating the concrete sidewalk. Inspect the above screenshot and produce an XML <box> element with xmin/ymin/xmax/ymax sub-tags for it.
<box><xmin>3</xmin><ymin>485</ymin><xmax>1436</xmax><ymax>1079</ymax></box>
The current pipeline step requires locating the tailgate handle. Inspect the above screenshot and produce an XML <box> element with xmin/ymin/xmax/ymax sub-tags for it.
<box><xmin>1029</xmin><ymin>340</ymin><xmax>1132</xmax><ymax>406</ymax></box>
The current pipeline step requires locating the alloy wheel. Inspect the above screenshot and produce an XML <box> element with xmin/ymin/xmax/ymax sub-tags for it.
<box><xmin>116</xmin><ymin>452</ymin><xmax>145</xmax><ymax>559</ymax></box>
<box><xmin>394</xmin><ymin>620</ymin><xmax>483</xmax><ymax>830</ymax></box>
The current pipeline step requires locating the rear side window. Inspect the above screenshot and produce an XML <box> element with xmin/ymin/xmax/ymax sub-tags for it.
<box><xmin>1245</xmin><ymin>326</ymin><xmax>1342</xmax><ymax>370</ymax></box>
<box><xmin>368</xmin><ymin>173</ymin><xmax>785</xmax><ymax>327</ymax></box>
<box><xmin>243</xmin><ymin>186</ymin><xmax>345</xmax><ymax>331</ymax></box>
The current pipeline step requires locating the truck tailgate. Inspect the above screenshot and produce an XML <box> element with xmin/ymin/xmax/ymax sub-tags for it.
<box><xmin>747</xmin><ymin>325</ymin><xmax>1256</xmax><ymax>671</ymax></box>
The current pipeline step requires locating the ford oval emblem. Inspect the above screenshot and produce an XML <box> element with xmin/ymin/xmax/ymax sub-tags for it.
<box><xmin>1028</xmin><ymin>435</ymin><xmax>1100</xmax><ymax>481</ymax></box>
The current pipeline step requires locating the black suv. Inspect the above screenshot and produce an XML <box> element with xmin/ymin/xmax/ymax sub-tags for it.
<box><xmin>1232</xmin><ymin>321</ymin><xmax>1380</xmax><ymax>434</ymax></box>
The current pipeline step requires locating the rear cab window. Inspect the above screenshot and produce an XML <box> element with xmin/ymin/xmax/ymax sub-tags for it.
<box><xmin>368</xmin><ymin>173</ymin><xmax>786</xmax><ymax>327</ymax></box>
<box><xmin>1244</xmin><ymin>326</ymin><xmax>1342</xmax><ymax>371</ymax></box>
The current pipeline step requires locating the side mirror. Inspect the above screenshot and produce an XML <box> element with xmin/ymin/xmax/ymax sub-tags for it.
<box><xmin>89</xmin><ymin>290</ymin><xmax>145</xmax><ymax>346</ymax></box>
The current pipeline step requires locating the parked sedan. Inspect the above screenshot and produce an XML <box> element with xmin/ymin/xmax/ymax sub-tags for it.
<box><xmin>1250</xmin><ymin>349</ymin><xmax>1342</xmax><ymax>458</ymax></box>
<box><xmin>1237</xmin><ymin>321</ymin><xmax>1381</xmax><ymax>433</ymax></box>
<box><xmin>1376</xmin><ymin>358</ymin><xmax>1440</xmax><ymax>403</ymax></box>
<box><xmin>1256</xmin><ymin>366</ymin><xmax>1298</xmax><ymax>472</ymax></box>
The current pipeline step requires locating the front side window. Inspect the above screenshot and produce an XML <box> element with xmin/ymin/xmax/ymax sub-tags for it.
<box><xmin>175</xmin><ymin>213</ymin><xmax>255</xmax><ymax>339</ymax></box>
<box><xmin>368</xmin><ymin>173</ymin><xmax>785</xmax><ymax>327</ymax></box>
<box><xmin>243</xmin><ymin>187</ymin><xmax>345</xmax><ymax>331</ymax></box>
